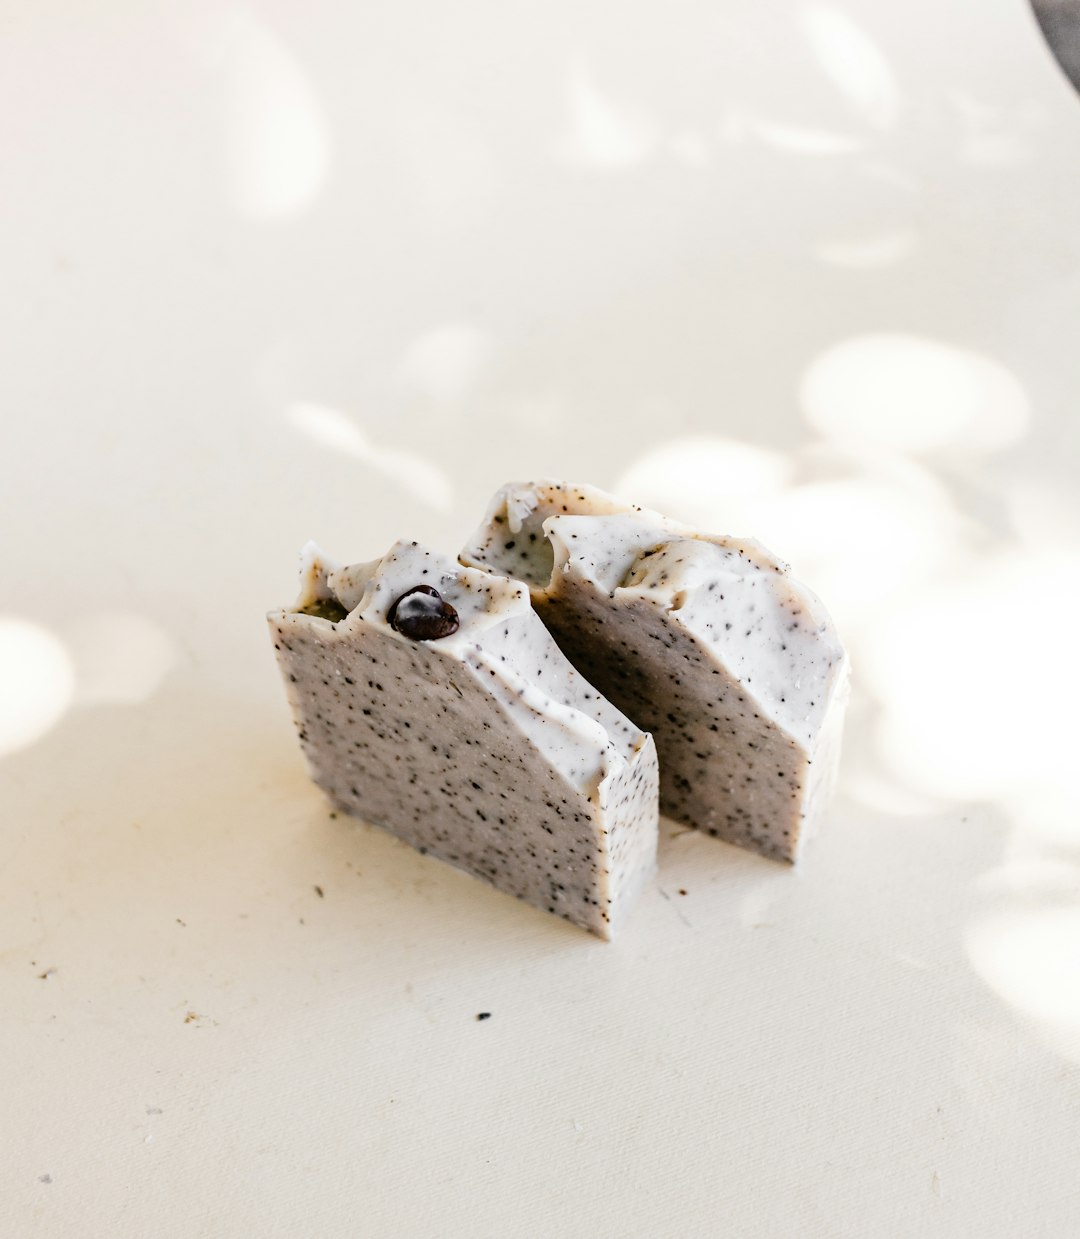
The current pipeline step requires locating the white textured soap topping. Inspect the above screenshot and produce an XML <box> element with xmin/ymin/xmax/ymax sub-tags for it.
<box><xmin>472</xmin><ymin>480</ymin><xmax>650</xmax><ymax>587</ymax></box>
<box><xmin>268</xmin><ymin>539</ymin><xmax>659</xmax><ymax>937</ymax></box>
<box><xmin>547</xmin><ymin>520</ymin><xmax>834</xmax><ymax>746</ymax></box>
<box><xmin>462</xmin><ymin>481</ymin><xmax>850</xmax><ymax>864</ymax></box>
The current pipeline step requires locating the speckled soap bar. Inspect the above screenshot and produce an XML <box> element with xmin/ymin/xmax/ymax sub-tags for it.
<box><xmin>268</xmin><ymin>539</ymin><xmax>659</xmax><ymax>937</ymax></box>
<box><xmin>462</xmin><ymin>482</ymin><xmax>849</xmax><ymax>864</ymax></box>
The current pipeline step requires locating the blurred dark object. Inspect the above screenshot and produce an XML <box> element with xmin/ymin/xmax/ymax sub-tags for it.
<box><xmin>1032</xmin><ymin>0</ymin><xmax>1080</xmax><ymax>91</ymax></box>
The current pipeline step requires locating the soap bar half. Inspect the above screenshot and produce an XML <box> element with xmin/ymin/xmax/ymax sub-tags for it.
<box><xmin>462</xmin><ymin>482</ymin><xmax>848</xmax><ymax>864</ymax></box>
<box><xmin>268</xmin><ymin>539</ymin><xmax>659</xmax><ymax>937</ymax></box>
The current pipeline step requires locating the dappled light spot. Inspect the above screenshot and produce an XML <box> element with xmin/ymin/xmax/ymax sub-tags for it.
<box><xmin>668</xmin><ymin>132</ymin><xmax>711</xmax><ymax>167</ymax></box>
<box><xmin>0</xmin><ymin>618</ymin><xmax>75</xmax><ymax>758</ymax></box>
<box><xmin>863</xmin><ymin>551</ymin><xmax>1080</xmax><ymax>803</ymax></box>
<box><xmin>961</xmin><ymin>131</ymin><xmax>1031</xmax><ymax>168</ymax></box>
<box><xmin>614</xmin><ymin>437</ymin><xmax>793</xmax><ymax>534</ymax></box>
<box><xmin>64</xmin><ymin>613</ymin><xmax>177</xmax><ymax>706</ymax></box>
<box><xmin>554</xmin><ymin>57</ymin><xmax>657</xmax><ymax>168</ymax></box>
<box><xmin>801</xmin><ymin>333</ymin><xmax>1030</xmax><ymax>456</ymax></box>
<box><xmin>287</xmin><ymin>403</ymin><xmax>453</xmax><ymax>512</ymax></box>
<box><xmin>801</xmin><ymin>4</ymin><xmax>900</xmax><ymax>129</ymax></box>
<box><xmin>390</xmin><ymin>98</ymin><xmax>502</xmax><ymax>225</ymax></box>
<box><xmin>967</xmin><ymin>909</ymin><xmax>1080</xmax><ymax>1062</ymax></box>
<box><xmin>752</xmin><ymin>472</ymin><xmax>963</xmax><ymax>629</ymax></box>
<box><xmin>398</xmin><ymin>324</ymin><xmax>494</xmax><ymax>406</ymax></box>
<box><xmin>287</xmin><ymin>400</ymin><xmax>368</xmax><ymax>456</ymax></box>
<box><xmin>218</xmin><ymin>11</ymin><xmax>331</xmax><ymax>218</ymax></box>
<box><xmin>999</xmin><ymin>785</ymin><xmax>1080</xmax><ymax>851</ymax></box>
<box><xmin>717</xmin><ymin>111</ymin><xmax>750</xmax><ymax>145</ymax></box>
<box><xmin>948</xmin><ymin>90</ymin><xmax>1044</xmax><ymax>168</ymax></box>
<box><xmin>1008</xmin><ymin>478</ymin><xmax>1080</xmax><ymax>550</ymax></box>
<box><xmin>976</xmin><ymin>859</ymin><xmax>1080</xmax><ymax>899</ymax></box>
<box><xmin>841</xmin><ymin>766</ymin><xmax>949</xmax><ymax>818</ymax></box>
<box><xmin>617</xmin><ymin>438</ymin><xmax>967</xmax><ymax>632</ymax></box>
<box><xmin>504</xmin><ymin>391</ymin><xmax>568</xmax><ymax>431</ymax></box>
<box><xmin>749</xmin><ymin>120</ymin><xmax>864</xmax><ymax>155</ymax></box>
<box><xmin>858</xmin><ymin>161</ymin><xmax>918</xmax><ymax>192</ymax></box>
<box><xmin>814</xmin><ymin>228</ymin><xmax>917</xmax><ymax>268</ymax></box>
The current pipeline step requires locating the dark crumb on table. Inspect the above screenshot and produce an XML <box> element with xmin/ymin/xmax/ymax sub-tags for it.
<box><xmin>678</xmin><ymin>889</ymin><xmax>688</xmax><ymax>896</ymax></box>
<box><xmin>476</xmin><ymin>1012</ymin><xmax>492</xmax><ymax>1021</ymax></box>
<box><xmin>329</xmin><ymin>812</ymin><xmax>337</xmax><ymax>820</ymax></box>
<box><xmin>314</xmin><ymin>885</ymin><xmax>324</xmax><ymax>898</ymax></box>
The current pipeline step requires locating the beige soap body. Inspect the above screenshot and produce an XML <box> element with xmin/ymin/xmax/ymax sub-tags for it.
<box><xmin>462</xmin><ymin>482</ymin><xmax>848</xmax><ymax>863</ymax></box>
<box><xmin>269</xmin><ymin>539</ymin><xmax>659</xmax><ymax>936</ymax></box>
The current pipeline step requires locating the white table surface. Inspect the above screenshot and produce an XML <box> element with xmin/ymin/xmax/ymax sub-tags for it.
<box><xmin>3</xmin><ymin>1</ymin><xmax>1080</xmax><ymax>1235</ymax></box>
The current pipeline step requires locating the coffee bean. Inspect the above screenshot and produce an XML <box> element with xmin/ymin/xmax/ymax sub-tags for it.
<box><xmin>388</xmin><ymin>586</ymin><xmax>460</xmax><ymax>641</ymax></box>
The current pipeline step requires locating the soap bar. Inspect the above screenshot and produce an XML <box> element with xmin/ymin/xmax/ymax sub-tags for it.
<box><xmin>268</xmin><ymin>539</ymin><xmax>659</xmax><ymax>937</ymax></box>
<box><xmin>462</xmin><ymin>482</ymin><xmax>849</xmax><ymax>864</ymax></box>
